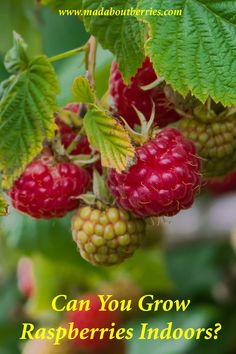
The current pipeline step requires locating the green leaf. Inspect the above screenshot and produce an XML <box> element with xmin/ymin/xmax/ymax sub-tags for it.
<box><xmin>4</xmin><ymin>32</ymin><xmax>28</xmax><ymax>74</ymax></box>
<box><xmin>82</xmin><ymin>0</ymin><xmax>146</xmax><ymax>81</ymax></box>
<box><xmin>0</xmin><ymin>195</ymin><xmax>8</xmax><ymax>216</ymax></box>
<box><xmin>72</xmin><ymin>76</ymin><xmax>95</xmax><ymax>103</ymax></box>
<box><xmin>138</xmin><ymin>0</ymin><xmax>236</xmax><ymax>105</ymax></box>
<box><xmin>0</xmin><ymin>55</ymin><xmax>59</xmax><ymax>189</ymax></box>
<box><xmin>166</xmin><ymin>243</ymin><xmax>222</xmax><ymax>297</ymax></box>
<box><xmin>83</xmin><ymin>105</ymin><xmax>135</xmax><ymax>172</ymax></box>
<box><xmin>0</xmin><ymin>76</ymin><xmax>15</xmax><ymax>101</ymax></box>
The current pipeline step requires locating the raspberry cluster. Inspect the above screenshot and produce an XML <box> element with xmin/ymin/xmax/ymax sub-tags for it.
<box><xmin>8</xmin><ymin>59</ymin><xmax>205</xmax><ymax>267</ymax></box>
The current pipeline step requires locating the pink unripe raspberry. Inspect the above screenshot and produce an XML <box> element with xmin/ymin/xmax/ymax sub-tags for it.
<box><xmin>17</xmin><ymin>257</ymin><xmax>35</xmax><ymax>298</ymax></box>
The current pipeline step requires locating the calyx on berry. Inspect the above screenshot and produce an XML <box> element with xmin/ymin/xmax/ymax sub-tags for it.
<box><xmin>55</xmin><ymin>103</ymin><xmax>102</xmax><ymax>173</ymax></box>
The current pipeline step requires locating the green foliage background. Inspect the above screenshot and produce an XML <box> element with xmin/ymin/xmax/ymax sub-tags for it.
<box><xmin>0</xmin><ymin>2</ymin><xmax>235</xmax><ymax>354</ymax></box>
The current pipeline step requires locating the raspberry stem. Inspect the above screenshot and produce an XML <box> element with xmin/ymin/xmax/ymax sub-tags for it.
<box><xmin>140</xmin><ymin>76</ymin><xmax>165</xmax><ymax>91</ymax></box>
<box><xmin>48</xmin><ymin>45</ymin><xmax>88</xmax><ymax>63</ymax></box>
<box><xmin>226</xmin><ymin>106</ymin><xmax>236</xmax><ymax>117</ymax></box>
<box><xmin>71</xmin><ymin>154</ymin><xmax>100</xmax><ymax>167</ymax></box>
<box><xmin>66</xmin><ymin>127</ymin><xmax>85</xmax><ymax>154</ymax></box>
<box><xmin>205</xmin><ymin>96</ymin><xmax>212</xmax><ymax>111</ymax></box>
<box><xmin>85</xmin><ymin>36</ymin><xmax>97</xmax><ymax>89</ymax></box>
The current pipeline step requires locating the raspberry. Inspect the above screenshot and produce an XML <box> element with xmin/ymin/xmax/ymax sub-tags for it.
<box><xmin>206</xmin><ymin>170</ymin><xmax>236</xmax><ymax>195</ymax></box>
<box><xmin>108</xmin><ymin>128</ymin><xmax>201</xmax><ymax>217</ymax></box>
<box><xmin>72</xmin><ymin>205</ymin><xmax>145</xmax><ymax>266</ymax></box>
<box><xmin>17</xmin><ymin>257</ymin><xmax>35</xmax><ymax>298</ymax></box>
<box><xmin>178</xmin><ymin>115</ymin><xmax>236</xmax><ymax>177</ymax></box>
<box><xmin>64</xmin><ymin>102</ymin><xmax>80</xmax><ymax>114</ymax></box>
<box><xmin>109</xmin><ymin>57</ymin><xmax>180</xmax><ymax>128</ymax></box>
<box><xmin>9</xmin><ymin>150</ymin><xmax>90</xmax><ymax>219</ymax></box>
<box><xmin>67</xmin><ymin>293</ymin><xmax>121</xmax><ymax>353</ymax></box>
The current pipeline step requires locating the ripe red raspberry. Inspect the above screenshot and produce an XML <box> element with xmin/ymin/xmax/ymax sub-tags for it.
<box><xmin>108</xmin><ymin>128</ymin><xmax>201</xmax><ymax>217</ymax></box>
<box><xmin>109</xmin><ymin>57</ymin><xmax>180</xmax><ymax>128</ymax></box>
<box><xmin>68</xmin><ymin>293</ymin><xmax>121</xmax><ymax>353</ymax></box>
<box><xmin>9</xmin><ymin>150</ymin><xmax>90</xmax><ymax>219</ymax></box>
<box><xmin>206</xmin><ymin>170</ymin><xmax>236</xmax><ymax>195</ymax></box>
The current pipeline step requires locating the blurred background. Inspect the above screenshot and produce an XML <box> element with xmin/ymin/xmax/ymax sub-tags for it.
<box><xmin>0</xmin><ymin>1</ymin><xmax>235</xmax><ymax>354</ymax></box>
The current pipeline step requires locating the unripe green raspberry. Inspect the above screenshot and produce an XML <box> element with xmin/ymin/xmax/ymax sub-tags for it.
<box><xmin>72</xmin><ymin>206</ymin><xmax>145</xmax><ymax>266</ymax></box>
<box><xmin>178</xmin><ymin>112</ymin><xmax>236</xmax><ymax>177</ymax></box>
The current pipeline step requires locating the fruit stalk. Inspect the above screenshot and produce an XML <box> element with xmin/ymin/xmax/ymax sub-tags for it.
<box><xmin>48</xmin><ymin>45</ymin><xmax>88</xmax><ymax>63</ymax></box>
<box><xmin>86</xmin><ymin>36</ymin><xmax>97</xmax><ymax>89</ymax></box>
